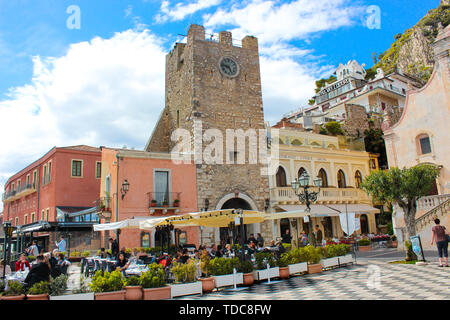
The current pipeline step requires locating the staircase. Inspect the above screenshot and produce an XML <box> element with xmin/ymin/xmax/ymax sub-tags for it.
<box><xmin>414</xmin><ymin>195</ymin><xmax>450</xmax><ymax>249</ymax></box>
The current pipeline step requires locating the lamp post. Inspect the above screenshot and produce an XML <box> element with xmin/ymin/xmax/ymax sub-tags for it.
<box><xmin>291</xmin><ymin>172</ymin><xmax>322</xmax><ymax>246</ymax></box>
<box><xmin>121</xmin><ymin>179</ymin><xmax>130</xmax><ymax>200</ymax></box>
<box><xmin>2</xmin><ymin>222</ymin><xmax>15</xmax><ymax>279</ymax></box>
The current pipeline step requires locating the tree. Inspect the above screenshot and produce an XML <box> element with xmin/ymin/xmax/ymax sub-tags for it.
<box><xmin>361</xmin><ymin>164</ymin><xmax>440</xmax><ymax>240</ymax></box>
<box><xmin>324</xmin><ymin>121</ymin><xmax>344</xmax><ymax>136</ymax></box>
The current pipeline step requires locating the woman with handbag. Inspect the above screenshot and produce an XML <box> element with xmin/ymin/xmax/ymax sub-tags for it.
<box><xmin>431</xmin><ymin>218</ymin><xmax>450</xmax><ymax>267</ymax></box>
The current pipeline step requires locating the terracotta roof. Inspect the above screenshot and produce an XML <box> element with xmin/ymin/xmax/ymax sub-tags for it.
<box><xmin>58</xmin><ymin>145</ymin><xmax>100</xmax><ymax>152</ymax></box>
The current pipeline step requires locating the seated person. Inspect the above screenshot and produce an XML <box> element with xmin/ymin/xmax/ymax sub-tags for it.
<box><xmin>256</xmin><ymin>242</ymin><xmax>264</xmax><ymax>252</ymax></box>
<box><xmin>99</xmin><ymin>248</ymin><xmax>108</xmax><ymax>259</ymax></box>
<box><xmin>15</xmin><ymin>253</ymin><xmax>31</xmax><ymax>272</ymax></box>
<box><xmin>179</xmin><ymin>249</ymin><xmax>190</xmax><ymax>264</ymax></box>
<box><xmin>49</xmin><ymin>249</ymin><xmax>61</xmax><ymax>278</ymax></box>
<box><xmin>24</xmin><ymin>255</ymin><xmax>50</xmax><ymax>288</ymax></box>
<box><xmin>210</xmin><ymin>244</ymin><xmax>218</xmax><ymax>257</ymax></box>
<box><xmin>114</xmin><ymin>252</ymin><xmax>130</xmax><ymax>274</ymax></box>
<box><xmin>57</xmin><ymin>253</ymin><xmax>71</xmax><ymax>273</ymax></box>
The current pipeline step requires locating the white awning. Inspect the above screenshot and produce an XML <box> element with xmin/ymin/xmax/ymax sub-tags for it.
<box><xmin>275</xmin><ymin>205</ymin><xmax>340</xmax><ymax>217</ymax></box>
<box><xmin>328</xmin><ymin>204</ymin><xmax>380</xmax><ymax>214</ymax></box>
<box><xmin>93</xmin><ymin>216</ymin><xmax>162</xmax><ymax>231</ymax></box>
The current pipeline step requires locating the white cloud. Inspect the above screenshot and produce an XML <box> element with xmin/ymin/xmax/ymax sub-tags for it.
<box><xmin>0</xmin><ymin>29</ymin><xmax>166</xmax><ymax>209</ymax></box>
<box><xmin>155</xmin><ymin>0</ymin><xmax>222</xmax><ymax>23</ymax></box>
<box><xmin>203</xmin><ymin>0</ymin><xmax>365</xmax><ymax>44</ymax></box>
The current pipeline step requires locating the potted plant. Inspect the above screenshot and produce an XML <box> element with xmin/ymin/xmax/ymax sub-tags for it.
<box><xmin>162</xmin><ymin>199</ymin><xmax>169</xmax><ymax>208</ymax></box>
<box><xmin>151</xmin><ymin>199</ymin><xmax>157</xmax><ymax>207</ymax></box>
<box><xmin>170</xmin><ymin>260</ymin><xmax>202</xmax><ymax>298</ymax></box>
<box><xmin>140</xmin><ymin>263</ymin><xmax>170</xmax><ymax>300</ymax></box>
<box><xmin>335</xmin><ymin>244</ymin><xmax>353</xmax><ymax>265</ymax></box>
<box><xmin>1</xmin><ymin>280</ymin><xmax>25</xmax><ymax>300</ymax></box>
<box><xmin>358</xmin><ymin>239</ymin><xmax>371</xmax><ymax>252</ymax></box>
<box><xmin>49</xmin><ymin>274</ymin><xmax>68</xmax><ymax>297</ymax></box>
<box><xmin>277</xmin><ymin>253</ymin><xmax>292</xmax><ymax>279</ymax></box>
<box><xmin>124</xmin><ymin>276</ymin><xmax>142</xmax><ymax>300</ymax></box>
<box><xmin>286</xmin><ymin>248</ymin><xmax>308</xmax><ymax>275</ymax></box>
<box><xmin>27</xmin><ymin>281</ymin><xmax>50</xmax><ymax>300</ymax></box>
<box><xmin>27</xmin><ymin>255</ymin><xmax>36</xmax><ymax>263</ymax></box>
<box><xmin>90</xmin><ymin>270</ymin><xmax>126</xmax><ymax>300</ymax></box>
<box><xmin>303</xmin><ymin>246</ymin><xmax>322</xmax><ymax>274</ymax></box>
<box><xmin>81</xmin><ymin>251</ymin><xmax>91</xmax><ymax>258</ymax></box>
<box><xmin>320</xmin><ymin>245</ymin><xmax>340</xmax><ymax>269</ymax></box>
<box><xmin>173</xmin><ymin>199</ymin><xmax>180</xmax><ymax>207</ymax></box>
<box><xmin>389</xmin><ymin>235</ymin><xmax>398</xmax><ymax>248</ymax></box>
<box><xmin>209</xmin><ymin>257</ymin><xmax>243</xmax><ymax>288</ymax></box>
<box><xmin>69</xmin><ymin>251</ymin><xmax>82</xmax><ymax>262</ymax></box>
<box><xmin>253</xmin><ymin>252</ymin><xmax>279</xmax><ymax>281</ymax></box>
<box><xmin>237</xmin><ymin>260</ymin><xmax>254</xmax><ymax>286</ymax></box>
<box><xmin>199</xmin><ymin>250</ymin><xmax>215</xmax><ymax>293</ymax></box>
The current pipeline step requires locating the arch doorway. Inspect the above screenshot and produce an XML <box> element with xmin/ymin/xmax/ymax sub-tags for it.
<box><xmin>322</xmin><ymin>217</ymin><xmax>333</xmax><ymax>239</ymax></box>
<box><xmin>280</xmin><ymin>218</ymin><xmax>291</xmax><ymax>242</ymax></box>
<box><xmin>219</xmin><ymin>197</ymin><xmax>252</xmax><ymax>245</ymax></box>
<box><xmin>360</xmin><ymin>214</ymin><xmax>369</xmax><ymax>235</ymax></box>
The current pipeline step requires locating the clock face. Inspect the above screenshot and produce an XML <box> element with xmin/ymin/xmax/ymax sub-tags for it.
<box><xmin>219</xmin><ymin>57</ymin><xmax>239</xmax><ymax>77</ymax></box>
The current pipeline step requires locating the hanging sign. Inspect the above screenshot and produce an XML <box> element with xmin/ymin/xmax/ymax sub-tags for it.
<box><xmin>303</xmin><ymin>216</ymin><xmax>309</xmax><ymax>223</ymax></box>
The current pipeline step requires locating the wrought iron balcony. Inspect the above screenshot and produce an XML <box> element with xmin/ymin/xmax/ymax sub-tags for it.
<box><xmin>2</xmin><ymin>183</ymin><xmax>37</xmax><ymax>202</ymax></box>
<box><xmin>96</xmin><ymin>197</ymin><xmax>112</xmax><ymax>213</ymax></box>
<box><xmin>147</xmin><ymin>192</ymin><xmax>181</xmax><ymax>209</ymax></box>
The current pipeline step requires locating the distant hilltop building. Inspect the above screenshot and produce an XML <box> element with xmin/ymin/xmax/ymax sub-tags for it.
<box><xmin>283</xmin><ymin>60</ymin><xmax>424</xmax><ymax>137</ymax></box>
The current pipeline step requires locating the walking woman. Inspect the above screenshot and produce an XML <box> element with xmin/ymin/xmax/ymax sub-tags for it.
<box><xmin>431</xmin><ymin>218</ymin><xmax>449</xmax><ymax>267</ymax></box>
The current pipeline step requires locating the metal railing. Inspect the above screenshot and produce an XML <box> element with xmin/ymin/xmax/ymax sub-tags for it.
<box><xmin>416</xmin><ymin>197</ymin><xmax>449</xmax><ymax>232</ymax></box>
<box><xmin>147</xmin><ymin>192</ymin><xmax>181</xmax><ymax>208</ymax></box>
<box><xmin>2</xmin><ymin>183</ymin><xmax>36</xmax><ymax>201</ymax></box>
<box><xmin>96</xmin><ymin>197</ymin><xmax>112</xmax><ymax>212</ymax></box>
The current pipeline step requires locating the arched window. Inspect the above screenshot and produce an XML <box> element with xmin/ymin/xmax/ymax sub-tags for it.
<box><xmin>337</xmin><ymin>170</ymin><xmax>346</xmax><ymax>188</ymax></box>
<box><xmin>276</xmin><ymin>166</ymin><xmax>287</xmax><ymax>187</ymax></box>
<box><xmin>318</xmin><ymin>169</ymin><xmax>328</xmax><ymax>187</ymax></box>
<box><xmin>355</xmin><ymin>170</ymin><xmax>362</xmax><ymax>188</ymax></box>
<box><xmin>417</xmin><ymin>134</ymin><xmax>432</xmax><ymax>155</ymax></box>
<box><xmin>298</xmin><ymin>167</ymin><xmax>307</xmax><ymax>179</ymax></box>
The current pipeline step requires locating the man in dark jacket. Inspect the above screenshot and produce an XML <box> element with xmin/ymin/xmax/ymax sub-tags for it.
<box><xmin>24</xmin><ymin>255</ymin><xmax>50</xmax><ymax>288</ymax></box>
<box><xmin>109</xmin><ymin>237</ymin><xmax>119</xmax><ymax>258</ymax></box>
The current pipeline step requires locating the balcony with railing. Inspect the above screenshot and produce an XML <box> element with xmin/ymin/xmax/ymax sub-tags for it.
<box><xmin>147</xmin><ymin>192</ymin><xmax>181</xmax><ymax>214</ymax></box>
<box><xmin>96</xmin><ymin>197</ymin><xmax>112</xmax><ymax>219</ymax></box>
<box><xmin>270</xmin><ymin>186</ymin><xmax>371</xmax><ymax>205</ymax></box>
<box><xmin>2</xmin><ymin>183</ymin><xmax>37</xmax><ymax>202</ymax></box>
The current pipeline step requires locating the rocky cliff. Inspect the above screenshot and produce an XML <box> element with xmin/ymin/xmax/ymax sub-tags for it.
<box><xmin>371</xmin><ymin>1</ymin><xmax>449</xmax><ymax>83</ymax></box>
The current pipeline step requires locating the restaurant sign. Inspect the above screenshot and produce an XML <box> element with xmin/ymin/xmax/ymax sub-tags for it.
<box><xmin>318</xmin><ymin>78</ymin><xmax>350</xmax><ymax>96</ymax></box>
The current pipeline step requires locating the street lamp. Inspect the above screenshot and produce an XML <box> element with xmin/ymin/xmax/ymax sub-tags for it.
<box><xmin>2</xmin><ymin>222</ymin><xmax>15</xmax><ymax>279</ymax></box>
<box><xmin>121</xmin><ymin>179</ymin><xmax>130</xmax><ymax>200</ymax></box>
<box><xmin>291</xmin><ymin>172</ymin><xmax>323</xmax><ymax>245</ymax></box>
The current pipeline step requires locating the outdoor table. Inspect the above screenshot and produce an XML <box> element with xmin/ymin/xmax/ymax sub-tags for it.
<box><xmin>125</xmin><ymin>264</ymin><xmax>147</xmax><ymax>276</ymax></box>
<box><xmin>4</xmin><ymin>271</ymin><xmax>28</xmax><ymax>291</ymax></box>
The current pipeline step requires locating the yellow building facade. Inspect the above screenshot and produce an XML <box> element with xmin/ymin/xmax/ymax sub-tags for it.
<box><xmin>265</xmin><ymin>125</ymin><xmax>380</xmax><ymax>246</ymax></box>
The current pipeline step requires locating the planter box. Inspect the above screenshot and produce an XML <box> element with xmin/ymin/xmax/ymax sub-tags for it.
<box><xmin>26</xmin><ymin>293</ymin><xmax>49</xmax><ymax>300</ymax></box>
<box><xmin>142</xmin><ymin>286</ymin><xmax>171</xmax><ymax>300</ymax></box>
<box><xmin>288</xmin><ymin>262</ymin><xmax>308</xmax><ymax>275</ymax></box>
<box><xmin>213</xmin><ymin>273</ymin><xmax>244</xmax><ymax>288</ymax></box>
<box><xmin>1</xmin><ymin>295</ymin><xmax>26</xmax><ymax>300</ymax></box>
<box><xmin>170</xmin><ymin>282</ymin><xmax>202</xmax><ymax>298</ymax></box>
<box><xmin>321</xmin><ymin>257</ymin><xmax>339</xmax><ymax>269</ymax></box>
<box><xmin>68</xmin><ymin>257</ymin><xmax>82</xmax><ymax>263</ymax></box>
<box><xmin>50</xmin><ymin>293</ymin><xmax>94</xmax><ymax>300</ymax></box>
<box><xmin>94</xmin><ymin>290</ymin><xmax>126</xmax><ymax>300</ymax></box>
<box><xmin>307</xmin><ymin>263</ymin><xmax>322</xmax><ymax>274</ymax></box>
<box><xmin>338</xmin><ymin>254</ymin><xmax>353</xmax><ymax>265</ymax></box>
<box><xmin>358</xmin><ymin>245</ymin><xmax>371</xmax><ymax>252</ymax></box>
<box><xmin>253</xmin><ymin>267</ymin><xmax>280</xmax><ymax>281</ymax></box>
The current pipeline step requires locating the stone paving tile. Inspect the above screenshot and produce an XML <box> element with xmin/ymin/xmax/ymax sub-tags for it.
<box><xmin>174</xmin><ymin>261</ymin><xmax>450</xmax><ymax>300</ymax></box>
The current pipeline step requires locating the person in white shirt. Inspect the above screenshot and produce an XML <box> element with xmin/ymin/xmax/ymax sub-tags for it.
<box><xmin>55</xmin><ymin>236</ymin><xmax>67</xmax><ymax>252</ymax></box>
<box><xmin>28</xmin><ymin>241</ymin><xmax>39</xmax><ymax>257</ymax></box>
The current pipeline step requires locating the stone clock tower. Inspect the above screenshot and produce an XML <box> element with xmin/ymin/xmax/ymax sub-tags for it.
<box><xmin>146</xmin><ymin>24</ymin><xmax>270</xmax><ymax>243</ymax></box>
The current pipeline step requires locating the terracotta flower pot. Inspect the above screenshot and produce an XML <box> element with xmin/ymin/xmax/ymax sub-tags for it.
<box><xmin>94</xmin><ymin>290</ymin><xmax>126</xmax><ymax>300</ymax></box>
<box><xmin>358</xmin><ymin>245</ymin><xmax>371</xmax><ymax>252</ymax></box>
<box><xmin>173</xmin><ymin>202</ymin><xmax>180</xmax><ymax>207</ymax></box>
<box><xmin>243</xmin><ymin>273</ymin><xmax>254</xmax><ymax>286</ymax></box>
<box><xmin>142</xmin><ymin>286</ymin><xmax>171</xmax><ymax>300</ymax></box>
<box><xmin>1</xmin><ymin>294</ymin><xmax>26</xmax><ymax>300</ymax></box>
<box><xmin>125</xmin><ymin>286</ymin><xmax>143</xmax><ymax>300</ymax></box>
<box><xmin>279</xmin><ymin>267</ymin><xmax>290</xmax><ymax>279</ymax></box>
<box><xmin>307</xmin><ymin>263</ymin><xmax>323</xmax><ymax>274</ymax></box>
<box><xmin>26</xmin><ymin>293</ymin><xmax>49</xmax><ymax>300</ymax></box>
<box><xmin>199</xmin><ymin>277</ymin><xmax>215</xmax><ymax>293</ymax></box>
<box><xmin>151</xmin><ymin>202</ymin><xmax>157</xmax><ymax>207</ymax></box>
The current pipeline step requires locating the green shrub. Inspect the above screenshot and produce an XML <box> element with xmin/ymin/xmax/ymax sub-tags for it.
<box><xmin>89</xmin><ymin>270</ymin><xmax>124</xmax><ymax>293</ymax></box>
<box><xmin>302</xmin><ymin>246</ymin><xmax>321</xmax><ymax>264</ymax></box>
<box><xmin>27</xmin><ymin>256</ymin><xmax>36</xmax><ymax>262</ymax></box>
<box><xmin>125</xmin><ymin>248</ymin><xmax>132</xmax><ymax>254</ymax></box>
<box><xmin>276</xmin><ymin>253</ymin><xmax>293</xmax><ymax>267</ymax></box>
<box><xmin>281</xmin><ymin>243</ymin><xmax>292</xmax><ymax>252</ymax></box>
<box><xmin>27</xmin><ymin>281</ymin><xmax>50</xmax><ymax>295</ymax></box>
<box><xmin>49</xmin><ymin>274</ymin><xmax>68</xmax><ymax>296</ymax></box>
<box><xmin>125</xmin><ymin>276</ymin><xmax>141</xmax><ymax>287</ymax></box>
<box><xmin>69</xmin><ymin>251</ymin><xmax>81</xmax><ymax>257</ymax></box>
<box><xmin>171</xmin><ymin>260</ymin><xmax>197</xmax><ymax>283</ymax></box>
<box><xmin>358</xmin><ymin>239</ymin><xmax>371</xmax><ymax>246</ymax></box>
<box><xmin>3</xmin><ymin>280</ymin><xmax>24</xmax><ymax>296</ymax></box>
<box><xmin>405</xmin><ymin>241</ymin><xmax>418</xmax><ymax>261</ymax></box>
<box><xmin>81</xmin><ymin>251</ymin><xmax>91</xmax><ymax>258</ymax></box>
<box><xmin>199</xmin><ymin>250</ymin><xmax>211</xmax><ymax>277</ymax></box>
<box><xmin>237</xmin><ymin>260</ymin><xmax>254</xmax><ymax>274</ymax></box>
<box><xmin>140</xmin><ymin>263</ymin><xmax>166</xmax><ymax>288</ymax></box>
<box><xmin>208</xmin><ymin>257</ymin><xmax>239</xmax><ymax>276</ymax></box>
<box><xmin>255</xmin><ymin>252</ymin><xmax>277</xmax><ymax>269</ymax></box>
<box><xmin>391</xmin><ymin>235</ymin><xmax>397</xmax><ymax>242</ymax></box>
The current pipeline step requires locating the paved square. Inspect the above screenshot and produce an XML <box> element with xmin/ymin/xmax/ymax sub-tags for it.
<box><xmin>175</xmin><ymin>261</ymin><xmax>450</xmax><ymax>300</ymax></box>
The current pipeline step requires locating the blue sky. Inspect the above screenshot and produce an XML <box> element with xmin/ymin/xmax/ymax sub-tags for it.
<box><xmin>0</xmin><ymin>0</ymin><xmax>442</xmax><ymax>207</ymax></box>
